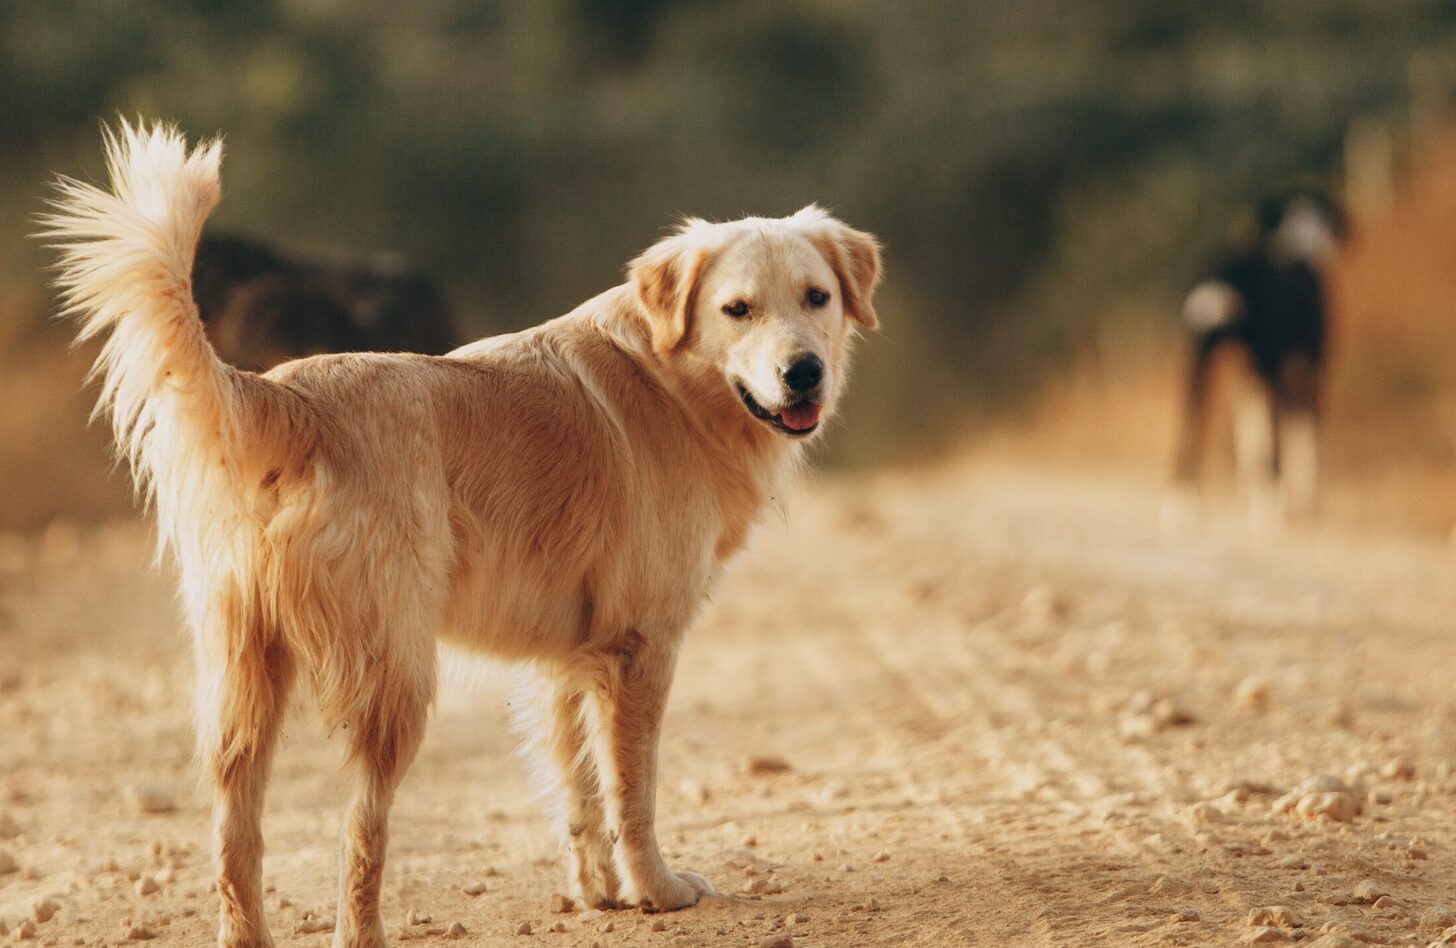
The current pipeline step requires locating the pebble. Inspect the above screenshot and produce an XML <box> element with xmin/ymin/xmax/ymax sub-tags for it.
<box><xmin>740</xmin><ymin>878</ymin><xmax>783</xmax><ymax>895</ymax></box>
<box><xmin>1316</xmin><ymin>922</ymin><xmax>1381</xmax><ymax>944</ymax></box>
<box><xmin>1352</xmin><ymin>880</ymin><xmax>1389</xmax><ymax>903</ymax></box>
<box><xmin>597</xmin><ymin>921</ymin><xmax>614</xmax><ymax>933</ymax></box>
<box><xmin>548</xmin><ymin>893</ymin><xmax>574</xmax><ymax>913</ymax></box>
<box><xmin>515</xmin><ymin>920</ymin><xmax>534</xmax><ymax>936</ymax></box>
<box><xmin>759</xmin><ymin>936</ymin><xmax>793</xmax><ymax>948</ymax></box>
<box><xmin>122</xmin><ymin>786</ymin><xmax>176</xmax><ymax>816</ymax></box>
<box><xmin>1240</xmin><ymin>927</ymin><xmax>1290</xmax><ymax>943</ymax></box>
<box><xmin>1270</xmin><ymin>855</ymin><xmax>1308</xmax><ymax>870</ymax></box>
<box><xmin>1421</xmin><ymin>908</ymin><xmax>1456</xmax><ymax>929</ymax></box>
<box><xmin>785</xmin><ymin>913</ymin><xmax>808</xmax><ymax>925</ymax></box>
<box><xmin>124</xmin><ymin>925</ymin><xmax>154</xmax><ymax>941</ymax></box>
<box><xmin>1379</xmin><ymin>758</ymin><xmax>1415</xmax><ymax>781</ymax></box>
<box><xmin>817</xmin><ymin>782</ymin><xmax>848</xmax><ymax>804</ymax></box>
<box><xmin>1119</xmin><ymin>714</ymin><xmax>1159</xmax><ymax>740</ymax></box>
<box><xmin>679</xmin><ymin>779</ymin><xmax>711</xmax><ymax>803</ymax></box>
<box><xmin>872</xmin><ymin>850</ymin><xmax>891</xmax><ymax>862</ymax></box>
<box><xmin>133</xmin><ymin>877</ymin><xmax>158</xmax><ymax>897</ymax></box>
<box><xmin>1294</xmin><ymin>791</ymin><xmax>1358</xmax><ymax>822</ymax></box>
<box><xmin>744</xmin><ymin>755</ymin><xmax>792</xmax><ymax>776</ymax></box>
<box><xmin>1119</xmin><ymin>694</ymin><xmax>1195</xmax><ymax>739</ymax></box>
<box><xmin>406</xmin><ymin>910</ymin><xmax>431</xmax><ymax>926</ymax></box>
<box><xmin>14</xmin><ymin>921</ymin><xmax>36</xmax><ymax>941</ymax></box>
<box><xmin>1186</xmin><ymin>803</ymin><xmax>1223</xmax><ymax>824</ymax></box>
<box><xmin>650</xmin><ymin>919</ymin><xmax>668</xmax><ymax>932</ymax></box>
<box><xmin>549</xmin><ymin>921</ymin><xmax>567</xmax><ymax>933</ymax></box>
<box><xmin>1247</xmin><ymin>906</ymin><xmax>1299</xmax><ymax>928</ymax></box>
<box><xmin>462</xmin><ymin>881</ymin><xmax>488</xmax><ymax>896</ymax></box>
<box><xmin>863</xmin><ymin>897</ymin><xmax>881</xmax><ymax>912</ymax></box>
<box><xmin>1173</xmin><ymin>909</ymin><xmax>1200</xmax><ymax>922</ymax></box>
<box><xmin>31</xmin><ymin>901</ymin><xmax>59</xmax><ymax>925</ymax></box>
<box><xmin>1371</xmin><ymin>895</ymin><xmax>1395</xmax><ymax>909</ymax></box>
<box><xmin>0</xmin><ymin>851</ymin><xmax>17</xmax><ymax>875</ymax></box>
<box><xmin>1324</xmin><ymin>704</ymin><xmax>1355</xmax><ymax>729</ymax></box>
<box><xmin>1022</xmin><ymin>585</ymin><xmax>1070</xmax><ymax>622</ymax></box>
<box><xmin>446</xmin><ymin>922</ymin><xmax>466</xmax><ymax>938</ymax></box>
<box><xmin>1234</xmin><ymin>676</ymin><xmax>1270</xmax><ymax>711</ymax></box>
<box><xmin>294</xmin><ymin>916</ymin><xmax>334</xmax><ymax>934</ymax></box>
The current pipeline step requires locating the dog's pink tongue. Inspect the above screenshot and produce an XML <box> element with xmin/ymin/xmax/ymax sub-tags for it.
<box><xmin>777</xmin><ymin>402</ymin><xmax>822</xmax><ymax>431</ymax></box>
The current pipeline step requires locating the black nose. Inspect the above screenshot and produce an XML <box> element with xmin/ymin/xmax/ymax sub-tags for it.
<box><xmin>782</xmin><ymin>353</ymin><xmax>824</xmax><ymax>392</ymax></box>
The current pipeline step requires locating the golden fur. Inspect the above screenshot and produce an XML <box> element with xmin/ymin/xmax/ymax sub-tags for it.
<box><xmin>42</xmin><ymin>121</ymin><xmax>881</xmax><ymax>948</ymax></box>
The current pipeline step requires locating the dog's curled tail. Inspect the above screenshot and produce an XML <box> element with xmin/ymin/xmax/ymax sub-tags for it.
<box><xmin>40</xmin><ymin>121</ymin><xmax>249</xmax><ymax>545</ymax></box>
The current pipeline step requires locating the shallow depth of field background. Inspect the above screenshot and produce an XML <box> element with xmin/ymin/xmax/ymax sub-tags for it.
<box><xmin>0</xmin><ymin>1</ymin><xmax>1453</xmax><ymax>533</ymax></box>
<box><xmin>4</xmin><ymin>7</ymin><xmax>1456</xmax><ymax>947</ymax></box>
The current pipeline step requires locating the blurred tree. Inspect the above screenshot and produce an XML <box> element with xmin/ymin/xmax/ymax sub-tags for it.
<box><xmin>4</xmin><ymin>0</ymin><xmax>1455</xmax><ymax>462</ymax></box>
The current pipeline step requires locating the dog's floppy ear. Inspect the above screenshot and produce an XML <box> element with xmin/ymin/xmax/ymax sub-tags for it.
<box><xmin>630</xmin><ymin>223</ymin><xmax>712</xmax><ymax>354</ymax></box>
<box><xmin>791</xmin><ymin>206</ymin><xmax>883</xmax><ymax>330</ymax></box>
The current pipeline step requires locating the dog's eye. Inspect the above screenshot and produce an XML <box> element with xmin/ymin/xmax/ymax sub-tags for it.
<box><xmin>806</xmin><ymin>288</ymin><xmax>830</xmax><ymax>307</ymax></box>
<box><xmin>723</xmin><ymin>300</ymin><xmax>750</xmax><ymax>318</ymax></box>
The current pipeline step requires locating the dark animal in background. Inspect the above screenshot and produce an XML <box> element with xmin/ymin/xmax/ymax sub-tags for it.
<box><xmin>1172</xmin><ymin>191</ymin><xmax>1346</xmax><ymax>522</ymax></box>
<box><xmin>192</xmin><ymin>234</ymin><xmax>458</xmax><ymax>371</ymax></box>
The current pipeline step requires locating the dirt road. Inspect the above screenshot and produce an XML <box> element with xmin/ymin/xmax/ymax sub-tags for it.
<box><xmin>2</xmin><ymin>465</ymin><xmax>1454</xmax><ymax>946</ymax></box>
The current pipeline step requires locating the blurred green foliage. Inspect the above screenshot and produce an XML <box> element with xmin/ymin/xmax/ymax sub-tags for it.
<box><xmin>4</xmin><ymin>0</ymin><xmax>1455</xmax><ymax>462</ymax></box>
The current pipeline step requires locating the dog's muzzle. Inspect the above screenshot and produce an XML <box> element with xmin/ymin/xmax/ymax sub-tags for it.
<box><xmin>736</xmin><ymin>382</ymin><xmax>822</xmax><ymax>436</ymax></box>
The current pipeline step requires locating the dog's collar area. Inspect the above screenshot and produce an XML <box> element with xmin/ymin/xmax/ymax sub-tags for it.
<box><xmin>735</xmin><ymin>382</ymin><xmax>820</xmax><ymax>437</ymax></box>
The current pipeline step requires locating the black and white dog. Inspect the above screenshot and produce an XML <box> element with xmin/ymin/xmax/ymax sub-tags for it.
<box><xmin>192</xmin><ymin>234</ymin><xmax>458</xmax><ymax>371</ymax></box>
<box><xmin>1172</xmin><ymin>191</ymin><xmax>1345</xmax><ymax>521</ymax></box>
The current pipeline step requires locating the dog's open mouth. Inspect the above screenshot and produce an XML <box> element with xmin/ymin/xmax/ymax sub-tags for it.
<box><xmin>736</xmin><ymin>383</ymin><xmax>822</xmax><ymax>436</ymax></box>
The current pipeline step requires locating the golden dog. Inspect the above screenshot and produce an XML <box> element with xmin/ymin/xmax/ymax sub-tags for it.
<box><xmin>43</xmin><ymin>122</ymin><xmax>880</xmax><ymax>948</ymax></box>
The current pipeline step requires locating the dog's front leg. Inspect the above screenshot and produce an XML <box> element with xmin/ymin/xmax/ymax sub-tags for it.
<box><xmin>592</xmin><ymin>631</ymin><xmax>714</xmax><ymax>912</ymax></box>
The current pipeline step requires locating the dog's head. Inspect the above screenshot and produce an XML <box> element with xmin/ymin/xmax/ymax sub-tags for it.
<box><xmin>630</xmin><ymin>206</ymin><xmax>881</xmax><ymax>439</ymax></box>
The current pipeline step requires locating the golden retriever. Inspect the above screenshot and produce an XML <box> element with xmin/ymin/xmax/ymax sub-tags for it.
<box><xmin>42</xmin><ymin>122</ymin><xmax>881</xmax><ymax>948</ymax></box>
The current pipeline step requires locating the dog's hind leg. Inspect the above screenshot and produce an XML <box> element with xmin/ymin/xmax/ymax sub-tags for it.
<box><xmin>332</xmin><ymin>648</ymin><xmax>435</xmax><ymax>948</ymax></box>
<box><xmin>1232</xmin><ymin>371</ymin><xmax>1282</xmax><ymax>530</ymax></box>
<box><xmin>514</xmin><ymin>670</ymin><xmax>622</xmax><ymax>909</ymax></box>
<box><xmin>1172</xmin><ymin>335</ymin><xmax>1219</xmax><ymax>487</ymax></box>
<box><xmin>589</xmin><ymin>632</ymin><xmax>713</xmax><ymax>912</ymax></box>
<box><xmin>197</xmin><ymin>625</ymin><xmax>294</xmax><ymax>948</ymax></box>
<box><xmin>1277</xmin><ymin>353</ymin><xmax>1321</xmax><ymax>521</ymax></box>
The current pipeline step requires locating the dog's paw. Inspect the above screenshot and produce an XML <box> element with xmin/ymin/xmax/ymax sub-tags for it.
<box><xmin>568</xmin><ymin>839</ymin><xmax>623</xmax><ymax>909</ymax></box>
<box><xmin>636</xmin><ymin>870</ymin><xmax>715</xmax><ymax>913</ymax></box>
<box><xmin>570</xmin><ymin>872</ymin><xmax>623</xmax><ymax>911</ymax></box>
<box><xmin>218</xmin><ymin>933</ymin><xmax>276</xmax><ymax>948</ymax></box>
<box><xmin>330</xmin><ymin>918</ymin><xmax>387</xmax><ymax>948</ymax></box>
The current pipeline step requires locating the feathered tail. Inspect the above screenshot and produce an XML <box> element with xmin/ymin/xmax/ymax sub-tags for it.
<box><xmin>39</xmin><ymin>120</ymin><xmax>251</xmax><ymax>555</ymax></box>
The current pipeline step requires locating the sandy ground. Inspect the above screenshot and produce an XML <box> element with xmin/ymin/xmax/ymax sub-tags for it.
<box><xmin>1</xmin><ymin>464</ymin><xmax>1454</xmax><ymax>947</ymax></box>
